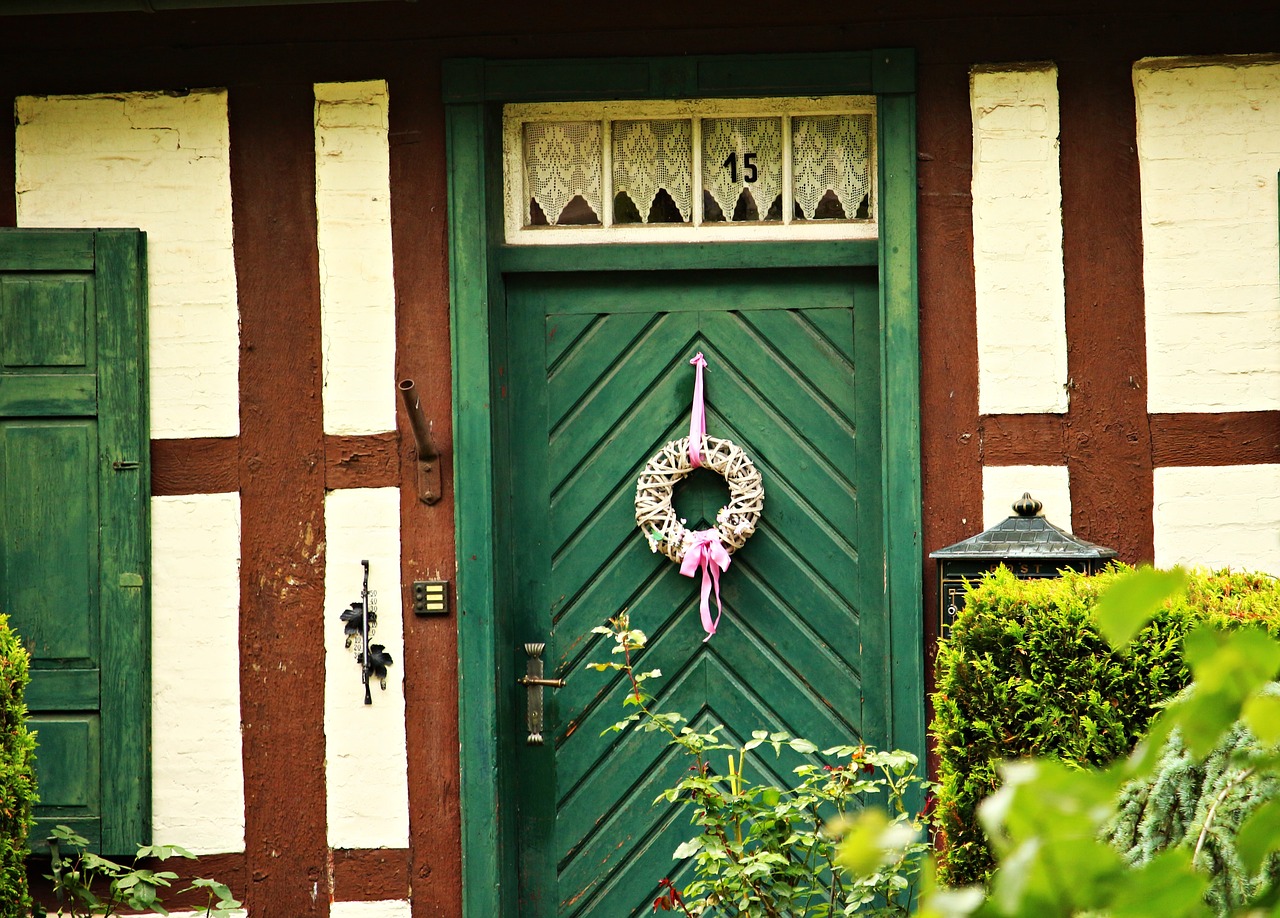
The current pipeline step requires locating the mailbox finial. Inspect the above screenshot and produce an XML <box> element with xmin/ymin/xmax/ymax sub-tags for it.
<box><xmin>1013</xmin><ymin>492</ymin><xmax>1043</xmax><ymax>517</ymax></box>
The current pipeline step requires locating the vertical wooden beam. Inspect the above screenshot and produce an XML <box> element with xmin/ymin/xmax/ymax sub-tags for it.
<box><xmin>387</xmin><ymin>67</ymin><xmax>464</xmax><ymax>918</ymax></box>
<box><xmin>230</xmin><ymin>82</ymin><xmax>330</xmax><ymax>917</ymax></box>
<box><xmin>877</xmin><ymin>49</ymin><xmax>926</xmax><ymax>770</ymax></box>
<box><xmin>445</xmin><ymin>92</ymin><xmax>516</xmax><ymax>918</ymax></box>
<box><xmin>1</xmin><ymin>84</ymin><xmax>16</xmax><ymax>227</ymax></box>
<box><xmin>1059</xmin><ymin>57</ymin><xmax>1154</xmax><ymax>562</ymax></box>
<box><xmin>915</xmin><ymin>56</ymin><xmax>982</xmax><ymax>703</ymax></box>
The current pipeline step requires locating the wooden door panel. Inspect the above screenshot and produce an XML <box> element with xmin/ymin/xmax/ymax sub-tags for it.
<box><xmin>509</xmin><ymin>267</ymin><xmax>882</xmax><ymax>917</ymax></box>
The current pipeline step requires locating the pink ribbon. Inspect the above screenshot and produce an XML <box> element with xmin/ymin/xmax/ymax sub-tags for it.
<box><xmin>680</xmin><ymin>530</ymin><xmax>731</xmax><ymax>641</ymax></box>
<box><xmin>687</xmin><ymin>353</ymin><xmax>707</xmax><ymax>468</ymax></box>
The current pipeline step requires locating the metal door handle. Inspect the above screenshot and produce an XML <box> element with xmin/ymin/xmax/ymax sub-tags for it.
<box><xmin>518</xmin><ymin>642</ymin><xmax>565</xmax><ymax>745</ymax></box>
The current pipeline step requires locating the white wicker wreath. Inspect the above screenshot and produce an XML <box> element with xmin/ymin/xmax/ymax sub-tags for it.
<box><xmin>635</xmin><ymin>435</ymin><xmax>764</xmax><ymax>564</ymax></box>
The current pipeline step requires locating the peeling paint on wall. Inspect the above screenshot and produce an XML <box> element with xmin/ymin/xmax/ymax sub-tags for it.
<box><xmin>1154</xmin><ymin>464</ymin><xmax>1280</xmax><ymax>574</ymax></box>
<box><xmin>982</xmin><ymin>464</ymin><xmax>1072</xmax><ymax>531</ymax></box>
<box><xmin>1136</xmin><ymin>56</ymin><xmax>1280</xmax><ymax>413</ymax></box>
<box><xmin>15</xmin><ymin>90</ymin><xmax>240</xmax><ymax>438</ymax></box>
<box><xmin>971</xmin><ymin>64</ymin><xmax>1069</xmax><ymax>415</ymax></box>
<box><xmin>151</xmin><ymin>493</ymin><xmax>246</xmax><ymax>854</ymax></box>
<box><xmin>315</xmin><ymin>81</ymin><xmax>398</xmax><ymax>436</ymax></box>
<box><xmin>323</xmin><ymin>487</ymin><xmax>410</xmax><ymax>849</ymax></box>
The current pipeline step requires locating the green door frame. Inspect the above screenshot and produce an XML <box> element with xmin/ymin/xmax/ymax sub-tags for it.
<box><xmin>443</xmin><ymin>51</ymin><xmax>923</xmax><ymax>917</ymax></box>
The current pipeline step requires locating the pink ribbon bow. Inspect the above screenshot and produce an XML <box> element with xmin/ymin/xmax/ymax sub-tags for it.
<box><xmin>680</xmin><ymin>529</ymin><xmax>731</xmax><ymax>641</ymax></box>
<box><xmin>687</xmin><ymin>352</ymin><xmax>707</xmax><ymax>468</ymax></box>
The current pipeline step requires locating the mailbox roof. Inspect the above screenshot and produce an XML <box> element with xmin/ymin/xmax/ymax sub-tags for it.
<box><xmin>929</xmin><ymin>493</ymin><xmax>1119</xmax><ymax>561</ymax></box>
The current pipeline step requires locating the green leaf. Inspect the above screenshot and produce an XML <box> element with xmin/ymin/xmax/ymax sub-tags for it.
<box><xmin>788</xmin><ymin>738</ymin><xmax>818</xmax><ymax>754</ymax></box>
<box><xmin>1243</xmin><ymin>690</ymin><xmax>1280</xmax><ymax>745</ymax></box>
<box><xmin>673</xmin><ymin>836</ymin><xmax>705</xmax><ymax>860</ymax></box>
<box><xmin>1105</xmin><ymin>848</ymin><xmax>1207</xmax><ymax>918</ymax></box>
<box><xmin>1236</xmin><ymin>796</ymin><xmax>1280</xmax><ymax>875</ymax></box>
<box><xmin>1093</xmin><ymin>566</ymin><xmax>1188</xmax><ymax>648</ymax></box>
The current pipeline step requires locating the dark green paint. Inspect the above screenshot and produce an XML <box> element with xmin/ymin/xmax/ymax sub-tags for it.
<box><xmin>0</xmin><ymin>229</ymin><xmax>150</xmax><ymax>854</ymax></box>
<box><xmin>445</xmin><ymin>50</ymin><xmax>922</xmax><ymax>918</ymax></box>
<box><xmin>508</xmin><ymin>270</ymin><xmax>881</xmax><ymax>915</ymax></box>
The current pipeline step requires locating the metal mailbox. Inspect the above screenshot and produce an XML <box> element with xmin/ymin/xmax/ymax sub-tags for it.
<box><xmin>930</xmin><ymin>492</ymin><xmax>1118</xmax><ymax>634</ymax></box>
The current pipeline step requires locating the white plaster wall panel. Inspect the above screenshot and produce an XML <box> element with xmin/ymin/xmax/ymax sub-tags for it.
<box><xmin>982</xmin><ymin>464</ymin><xmax>1072</xmax><ymax>531</ymax></box>
<box><xmin>330</xmin><ymin>901</ymin><xmax>413</xmax><ymax>918</ymax></box>
<box><xmin>314</xmin><ymin>81</ymin><xmax>397</xmax><ymax>436</ymax></box>
<box><xmin>971</xmin><ymin>66</ymin><xmax>1070</xmax><ymax>415</ymax></box>
<box><xmin>324</xmin><ymin>488</ymin><xmax>410</xmax><ymax>849</ymax></box>
<box><xmin>14</xmin><ymin>91</ymin><xmax>239</xmax><ymax>437</ymax></box>
<box><xmin>1135</xmin><ymin>58</ymin><xmax>1280</xmax><ymax>412</ymax></box>
<box><xmin>1154</xmin><ymin>465</ymin><xmax>1280</xmax><ymax>574</ymax></box>
<box><xmin>150</xmin><ymin>494</ymin><xmax>245</xmax><ymax>854</ymax></box>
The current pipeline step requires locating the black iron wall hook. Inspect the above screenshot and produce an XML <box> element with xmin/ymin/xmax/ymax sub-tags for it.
<box><xmin>339</xmin><ymin>560</ymin><xmax>394</xmax><ymax>705</ymax></box>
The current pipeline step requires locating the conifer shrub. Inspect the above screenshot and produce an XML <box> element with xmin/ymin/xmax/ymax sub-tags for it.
<box><xmin>1107</xmin><ymin>693</ymin><xmax>1280</xmax><ymax>914</ymax></box>
<box><xmin>931</xmin><ymin>565</ymin><xmax>1280</xmax><ymax>887</ymax></box>
<box><xmin>0</xmin><ymin>613</ymin><xmax>36</xmax><ymax>916</ymax></box>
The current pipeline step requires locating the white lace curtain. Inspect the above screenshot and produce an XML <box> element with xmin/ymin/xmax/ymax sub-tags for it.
<box><xmin>701</xmin><ymin>117</ymin><xmax>783</xmax><ymax>222</ymax></box>
<box><xmin>792</xmin><ymin>114</ymin><xmax>871</xmax><ymax>220</ymax></box>
<box><xmin>521</xmin><ymin>111</ymin><xmax>872</xmax><ymax>227</ymax></box>
<box><xmin>612</xmin><ymin>120</ymin><xmax>693</xmax><ymax>223</ymax></box>
<box><xmin>523</xmin><ymin>121</ymin><xmax>602</xmax><ymax>225</ymax></box>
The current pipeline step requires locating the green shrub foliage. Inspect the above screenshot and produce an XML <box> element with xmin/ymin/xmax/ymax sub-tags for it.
<box><xmin>0</xmin><ymin>613</ymin><xmax>36</xmax><ymax>916</ymax></box>
<box><xmin>931</xmin><ymin>565</ymin><xmax>1280</xmax><ymax>887</ymax></box>
<box><xmin>1108</xmin><ymin>692</ymin><xmax>1280</xmax><ymax>914</ymax></box>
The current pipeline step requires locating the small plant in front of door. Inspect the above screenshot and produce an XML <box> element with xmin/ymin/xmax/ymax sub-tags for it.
<box><xmin>588</xmin><ymin>615</ymin><xmax>934</xmax><ymax>917</ymax></box>
<box><xmin>31</xmin><ymin>825</ymin><xmax>240</xmax><ymax>918</ymax></box>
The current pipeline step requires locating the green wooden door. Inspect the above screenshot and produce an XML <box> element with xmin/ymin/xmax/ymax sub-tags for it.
<box><xmin>0</xmin><ymin>229</ymin><xmax>150</xmax><ymax>853</ymax></box>
<box><xmin>506</xmin><ymin>266</ymin><xmax>885</xmax><ymax>916</ymax></box>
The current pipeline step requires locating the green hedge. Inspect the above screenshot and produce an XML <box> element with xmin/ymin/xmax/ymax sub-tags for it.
<box><xmin>931</xmin><ymin>565</ymin><xmax>1280</xmax><ymax>887</ymax></box>
<box><xmin>0</xmin><ymin>613</ymin><xmax>35</xmax><ymax>916</ymax></box>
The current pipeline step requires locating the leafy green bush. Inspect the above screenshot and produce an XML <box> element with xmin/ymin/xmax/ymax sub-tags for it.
<box><xmin>0</xmin><ymin>613</ymin><xmax>37</xmax><ymax>917</ymax></box>
<box><xmin>591</xmin><ymin>614</ymin><xmax>934</xmax><ymax>916</ymax></box>
<box><xmin>931</xmin><ymin>565</ymin><xmax>1280</xmax><ymax>887</ymax></box>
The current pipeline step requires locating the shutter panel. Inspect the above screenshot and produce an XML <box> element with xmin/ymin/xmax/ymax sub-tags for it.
<box><xmin>0</xmin><ymin>229</ymin><xmax>150</xmax><ymax>854</ymax></box>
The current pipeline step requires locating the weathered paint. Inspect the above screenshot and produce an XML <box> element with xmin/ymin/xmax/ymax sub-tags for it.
<box><xmin>1154</xmin><ymin>464</ymin><xmax>1280</xmax><ymax>574</ymax></box>
<box><xmin>315</xmin><ymin>80</ymin><xmax>397</xmax><ymax>436</ymax></box>
<box><xmin>323</xmin><ymin>487</ymin><xmax>410</xmax><ymax>850</ymax></box>
<box><xmin>1135</xmin><ymin>56</ymin><xmax>1280</xmax><ymax>413</ymax></box>
<box><xmin>151</xmin><ymin>493</ymin><xmax>246</xmax><ymax>854</ymax></box>
<box><xmin>231</xmin><ymin>80</ymin><xmax>330</xmax><ymax>917</ymax></box>
<box><xmin>14</xmin><ymin>90</ymin><xmax>239</xmax><ymax>439</ymax></box>
<box><xmin>982</xmin><ymin>464</ymin><xmax>1072</xmax><ymax>531</ymax></box>
<box><xmin>971</xmin><ymin>65</ymin><xmax>1069</xmax><ymax>414</ymax></box>
<box><xmin>330</xmin><ymin>901</ymin><xmax>413</xmax><ymax>918</ymax></box>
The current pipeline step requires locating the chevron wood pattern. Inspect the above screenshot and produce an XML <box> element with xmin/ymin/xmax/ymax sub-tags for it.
<box><xmin>508</xmin><ymin>267</ymin><xmax>880</xmax><ymax>917</ymax></box>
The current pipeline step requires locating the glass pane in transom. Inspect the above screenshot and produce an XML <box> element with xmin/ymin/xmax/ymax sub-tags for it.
<box><xmin>523</xmin><ymin>121</ymin><xmax>603</xmax><ymax>226</ymax></box>
<box><xmin>611</xmin><ymin>119</ymin><xmax>693</xmax><ymax>225</ymax></box>
<box><xmin>701</xmin><ymin>117</ymin><xmax>783</xmax><ymax>223</ymax></box>
<box><xmin>792</xmin><ymin>114</ymin><xmax>873</xmax><ymax>221</ymax></box>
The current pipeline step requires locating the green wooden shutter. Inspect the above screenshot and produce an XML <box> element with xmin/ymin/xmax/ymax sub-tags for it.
<box><xmin>0</xmin><ymin>228</ymin><xmax>150</xmax><ymax>854</ymax></box>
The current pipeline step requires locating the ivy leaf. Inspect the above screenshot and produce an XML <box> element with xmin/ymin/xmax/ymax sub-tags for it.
<box><xmin>1093</xmin><ymin>566</ymin><xmax>1187</xmax><ymax>649</ymax></box>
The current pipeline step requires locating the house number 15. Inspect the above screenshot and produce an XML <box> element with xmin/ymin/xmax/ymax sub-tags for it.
<box><xmin>721</xmin><ymin>152</ymin><xmax>758</xmax><ymax>183</ymax></box>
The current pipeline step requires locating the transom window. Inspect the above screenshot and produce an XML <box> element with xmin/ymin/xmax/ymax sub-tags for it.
<box><xmin>502</xmin><ymin>97</ymin><xmax>877</xmax><ymax>244</ymax></box>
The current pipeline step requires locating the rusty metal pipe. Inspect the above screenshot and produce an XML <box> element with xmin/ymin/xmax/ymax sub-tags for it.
<box><xmin>398</xmin><ymin>379</ymin><xmax>443</xmax><ymax>504</ymax></box>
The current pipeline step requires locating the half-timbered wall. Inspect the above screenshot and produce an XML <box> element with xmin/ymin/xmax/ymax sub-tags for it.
<box><xmin>0</xmin><ymin>5</ymin><xmax>1278</xmax><ymax>916</ymax></box>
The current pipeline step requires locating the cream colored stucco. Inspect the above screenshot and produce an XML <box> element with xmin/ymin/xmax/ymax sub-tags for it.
<box><xmin>971</xmin><ymin>65</ymin><xmax>1069</xmax><ymax>415</ymax></box>
<box><xmin>150</xmin><ymin>494</ymin><xmax>245</xmax><ymax>854</ymax></box>
<box><xmin>15</xmin><ymin>90</ymin><xmax>239</xmax><ymax>438</ymax></box>
<box><xmin>1135</xmin><ymin>57</ymin><xmax>1280</xmax><ymax>412</ymax></box>
<box><xmin>330</xmin><ymin>901</ymin><xmax>413</xmax><ymax>918</ymax></box>
<box><xmin>315</xmin><ymin>81</ymin><xmax>398</xmax><ymax>436</ymax></box>
<box><xmin>324</xmin><ymin>487</ymin><xmax>410</xmax><ymax>849</ymax></box>
<box><xmin>982</xmin><ymin>464</ymin><xmax>1072</xmax><ymax>531</ymax></box>
<box><xmin>1154</xmin><ymin>465</ymin><xmax>1280</xmax><ymax>574</ymax></box>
